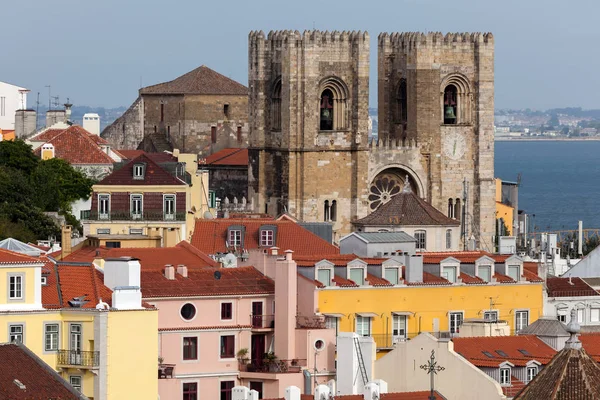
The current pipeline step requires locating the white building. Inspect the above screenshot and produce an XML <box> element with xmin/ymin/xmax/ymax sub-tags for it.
<box><xmin>543</xmin><ymin>276</ymin><xmax>600</xmax><ymax>329</ymax></box>
<box><xmin>0</xmin><ymin>81</ymin><xmax>28</xmax><ymax>130</ymax></box>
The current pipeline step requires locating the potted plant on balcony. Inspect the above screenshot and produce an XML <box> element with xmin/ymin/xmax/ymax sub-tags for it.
<box><xmin>237</xmin><ymin>348</ymin><xmax>250</xmax><ymax>371</ymax></box>
<box><xmin>264</xmin><ymin>351</ymin><xmax>278</xmax><ymax>372</ymax></box>
<box><xmin>158</xmin><ymin>356</ymin><xmax>164</xmax><ymax>365</ymax></box>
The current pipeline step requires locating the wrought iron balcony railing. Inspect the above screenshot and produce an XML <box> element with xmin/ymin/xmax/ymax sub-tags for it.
<box><xmin>241</xmin><ymin>358</ymin><xmax>307</xmax><ymax>373</ymax></box>
<box><xmin>57</xmin><ymin>350</ymin><xmax>99</xmax><ymax>368</ymax></box>
<box><xmin>296</xmin><ymin>315</ymin><xmax>326</xmax><ymax>329</ymax></box>
<box><xmin>85</xmin><ymin>211</ymin><xmax>185</xmax><ymax>222</ymax></box>
<box><xmin>251</xmin><ymin>314</ymin><xmax>275</xmax><ymax>329</ymax></box>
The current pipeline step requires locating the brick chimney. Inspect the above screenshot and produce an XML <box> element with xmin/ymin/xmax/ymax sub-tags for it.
<box><xmin>164</xmin><ymin>265</ymin><xmax>175</xmax><ymax>280</ymax></box>
<box><xmin>176</xmin><ymin>265</ymin><xmax>188</xmax><ymax>278</ymax></box>
<box><xmin>61</xmin><ymin>225</ymin><xmax>72</xmax><ymax>259</ymax></box>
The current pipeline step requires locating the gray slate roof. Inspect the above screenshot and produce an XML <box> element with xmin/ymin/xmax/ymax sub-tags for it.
<box><xmin>519</xmin><ymin>317</ymin><xmax>570</xmax><ymax>337</ymax></box>
<box><xmin>353</xmin><ymin>231</ymin><xmax>416</xmax><ymax>243</ymax></box>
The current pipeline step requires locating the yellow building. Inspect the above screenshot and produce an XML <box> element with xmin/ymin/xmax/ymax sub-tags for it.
<box><xmin>0</xmin><ymin>243</ymin><xmax>158</xmax><ymax>399</ymax></box>
<box><xmin>495</xmin><ymin>178</ymin><xmax>518</xmax><ymax>236</ymax></box>
<box><xmin>83</xmin><ymin>149</ymin><xmax>212</xmax><ymax>247</ymax></box>
<box><xmin>296</xmin><ymin>252</ymin><xmax>544</xmax><ymax>356</ymax></box>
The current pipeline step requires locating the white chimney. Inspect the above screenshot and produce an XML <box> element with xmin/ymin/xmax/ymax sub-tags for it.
<box><xmin>363</xmin><ymin>382</ymin><xmax>380</xmax><ymax>400</ymax></box>
<box><xmin>284</xmin><ymin>386</ymin><xmax>301</xmax><ymax>400</ymax></box>
<box><xmin>177</xmin><ymin>264</ymin><xmax>188</xmax><ymax>278</ymax></box>
<box><xmin>314</xmin><ymin>385</ymin><xmax>331</xmax><ymax>400</ymax></box>
<box><xmin>103</xmin><ymin>257</ymin><xmax>142</xmax><ymax>310</ymax></box>
<box><xmin>373</xmin><ymin>380</ymin><xmax>388</xmax><ymax>393</ymax></box>
<box><xmin>285</xmin><ymin>249</ymin><xmax>294</xmax><ymax>261</ymax></box>
<box><xmin>83</xmin><ymin>113</ymin><xmax>100</xmax><ymax>135</ymax></box>
<box><xmin>164</xmin><ymin>265</ymin><xmax>175</xmax><ymax>280</ymax></box>
<box><xmin>232</xmin><ymin>386</ymin><xmax>259</xmax><ymax>400</ymax></box>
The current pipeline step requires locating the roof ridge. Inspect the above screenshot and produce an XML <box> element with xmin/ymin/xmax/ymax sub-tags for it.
<box><xmin>206</xmin><ymin>148</ymin><xmax>245</xmax><ymax>165</ymax></box>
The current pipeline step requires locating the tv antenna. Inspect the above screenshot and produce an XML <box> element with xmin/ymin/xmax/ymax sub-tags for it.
<box><xmin>45</xmin><ymin>85</ymin><xmax>51</xmax><ymax>109</ymax></box>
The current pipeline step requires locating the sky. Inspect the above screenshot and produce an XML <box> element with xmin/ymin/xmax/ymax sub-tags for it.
<box><xmin>3</xmin><ymin>0</ymin><xmax>600</xmax><ymax>110</ymax></box>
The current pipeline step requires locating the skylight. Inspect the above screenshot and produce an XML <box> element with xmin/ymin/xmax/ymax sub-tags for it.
<box><xmin>518</xmin><ymin>349</ymin><xmax>531</xmax><ymax>356</ymax></box>
<box><xmin>482</xmin><ymin>351</ymin><xmax>494</xmax><ymax>358</ymax></box>
<box><xmin>495</xmin><ymin>350</ymin><xmax>508</xmax><ymax>357</ymax></box>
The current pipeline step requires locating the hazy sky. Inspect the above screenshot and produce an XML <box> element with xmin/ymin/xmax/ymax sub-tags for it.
<box><xmin>3</xmin><ymin>0</ymin><xmax>599</xmax><ymax>110</ymax></box>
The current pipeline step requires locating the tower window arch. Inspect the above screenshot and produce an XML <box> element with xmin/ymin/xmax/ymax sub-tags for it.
<box><xmin>454</xmin><ymin>198</ymin><xmax>461</xmax><ymax>221</ymax></box>
<box><xmin>324</xmin><ymin>200</ymin><xmax>330</xmax><ymax>221</ymax></box>
<box><xmin>441</xmin><ymin>74</ymin><xmax>472</xmax><ymax>125</ymax></box>
<box><xmin>331</xmin><ymin>200</ymin><xmax>337</xmax><ymax>222</ymax></box>
<box><xmin>396</xmin><ymin>79</ymin><xmax>407</xmax><ymax>124</ymax></box>
<box><xmin>271</xmin><ymin>78</ymin><xmax>282</xmax><ymax>131</ymax></box>
<box><xmin>448</xmin><ymin>198</ymin><xmax>455</xmax><ymax>219</ymax></box>
<box><xmin>443</xmin><ymin>85</ymin><xmax>458</xmax><ymax>125</ymax></box>
<box><xmin>319</xmin><ymin>77</ymin><xmax>349</xmax><ymax>131</ymax></box>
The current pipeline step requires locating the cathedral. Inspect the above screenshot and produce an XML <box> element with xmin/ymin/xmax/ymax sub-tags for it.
<box><xmin>247</xmin><ymin>30</ymin><xmax>495</xmax><ymax>249</ymax></box>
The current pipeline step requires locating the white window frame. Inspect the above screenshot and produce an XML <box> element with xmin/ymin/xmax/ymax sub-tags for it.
<box><xmin>70</xmin><ymin>375</ymin><xmax>82</xmax><ymax>393</ymax></box>
<box><xmin>449</xmin><ymin>311</ymin><xmax>463</xmax><ymax>334</ymax></box>
<box><xmin>442</xmin><ymin>266</ymin><xmax>457</xmax><ymax>283</ymax></box>
<box><xmin>133</xmin><ymin>164</ymin><xmax>144</xmax><ymax>179</ymax></box>
<box><xmin>325</xmin><ymin>316</ymin><xmax>339</xmax><ymax>336</ymax></box>
<box><xmin>130</xmin><ymin>194</ymin><xmax>143</xmax><ymax>219</ymax></box>
<box><xmin>384</xmin><ymin>267</ymin><xmax>399</xmax><ymax>285</ymax></box>
<box><xmin>355</xmin><ymin>316</ymin><xmax>371</xmax><ymax>337</ymax></box>
<box><xmin>8</xmin><ymin>274</ymin><xmax>24</xmax><ymax>300</ymax></box>
<box><xmin>129</xmin><ymin>228</ymin><xmax>143</xmax><ymax>235</ymax></box>
<box><xmin>392</xmin><ymin>314</ymin><xmax>407</xmax><ymax>339</ymax></box>
<box><xmin>219</xmin><ymin>301</ymin><xmax>234</xmax><ymax>321</ymax></box>
<box><xmin>590</xmin><ymin>308</ymin><xmax>600</xmax><ymax>323</ymax></box>
<box><xmin>507</xmin><ymin>265</ymin><xmax>520</xmax><ymax>281</ymax></box>
<box><xmin>478</xmin><ymin>265</ymin><xmax>492</xmax><ymax>282</ymax></box>
<box><xmin>41</xmin><ymin>276</ymin><xmax>47</xmax><ymax>285</ymax></box>
<box><xmin>577</xmin><ymin>307</ymin><xmax>585</xmax><ymax>324</ymax></box>
<box><xmin>557</xmin><ymin>314</ymin><xmax>567</xmax><ymax>323</ymax></box>
<box><xmin>260</xmin><ymin>229</ymin><xmax>274</xmax><ymax>247</ymax></box>
<box><xmin>414</xmin><ymin>230</ymin><xmax>426</xmax><ymax>250</ymax></box>
<box><xmin>163</xmin><ymin>194</ymin><xmax>176</xmax><ymax>220</ymax></box>
<box><xmin>349</xmin><ymin>268</ymin><xmax>365</xmax><ymax>285</ymax></box>
<box><xmin>9</xmin><ymin>323</ymin><xmax>24</xmax><ymax>343</ymax></box>
<box><xmin>229</xmin><ymin>230</ymin><xmax>241</xmax><ymax>247</ymax></box>
<box><xmin>499</xmin><ymin>367</ymin><xmax>511</xmax><ymax>385</ymax></box>
<box><xmin>96</xmin><ymin>228</ymin><xmax>110</xmax><ymax>235</ymax></box>
<box><xmin>98</xmin><ymin>194</ymin><xmax>110</xmax><ymax>219</ymax></box>
<box><xmin>182</xmin><ymin>335</ymin><xmax>199</xmax><ymax>362</ymax></box>
<box><xmin>483</xmin><ymin>310</ymin><xmax>499</xmax><ymax>322</ymax></box>
<box><xmin>526</xmin><ymin>366</ymin><xmax>537</xmax><ymax>382</ymax></box>
<box><xmin>44</xmin><ymin>323</ymin><xmax>59</xmax><ymax>352</ymax></box>
<box><xmin>515</xmin><ymin>310</ymin><xmax>529</xmax><ymax>333</ymax></box>
<box><xmin>317</xmin><ymin>268</ymin><xmax>332</xmax><ymax>287</ymax></box>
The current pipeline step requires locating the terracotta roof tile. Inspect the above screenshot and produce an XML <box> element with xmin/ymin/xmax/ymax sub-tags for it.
<box><xmin>422</xmin><ymin>251</ymin><xmax>494</xmax><ymax>264</ymax></box>
<box><xmin>97</xmin><ymin>153</ymin><xmax>185</xmax><ymax>186</ymax></box>
<box><xmin>332</xmin><ymin>275</ymin><xmax>359</xmax><ymax>287</ymax></box>
<box><xmin>158</xmin><ymin>325</ymin><xmax>252</xmax><ymax>332</ymax></box>
<box><xmin>494</xmin><ymin>273</ymin><xmax>516</xmax><ymax>283</ymax></box>
<box><xmin>34</xmin><ymin>125</ymin><xmax>114</xmax><ymax>165</ymax></box>
<box><xmin>546</xmin><ymin>277</ymin><xmax>600</xmax><ymax>297</ymax></box>
<box><xmin>366</xmin><ymin>273</ymin><xmax>393</xmax><ymax>286</ymax></box>
<box><xmin>201</xmin><ymin>148</ymin><xmax>248</xmax><ymax>166</ymax></box>
<box><xmin>0</xmin><ymin>343</ymin><xmax>83</xmax><ymax>399</ymax></box>
<box><xmin>141</xmin><ymin>266</ymin><xmax>274</xmax><ymax>298</ymax></box>
<box><xmin>139</xmin><ymin>65</ymin><xmax>248</xmax><ymax>95</ymax></box>
<box><xmin>30</xmin><ymin>128</ymin><xmax>66</xmax><ymax>142</ymax></box>
<box><xmin>453</xmin><ymin>336</ymin><xmax>556</xmax><ymax>367</ymax></box>
<box><xmin>117</xmin><ymin>150</ymin><xmax>177</xmax><ymax>162</ymax></box>
<box><xmin>190</xmin><ymin>219</ymin><xmax>339</xmax><ymax>257</ymax></box>
<box><xmin>264</xmin><ymin>392</ymin><xmax>445</xmax><ymax>400</ymax></box>
<box><xmin>579</xmin><ymin>334</ymin><xmax>600</xmax><ymax>362</ymax></box>
<box><xmin>459</xmin><ymin>272</ymin><xmax>486</xmax><ymax>284</ymax></box>
<box><xmin>0</xmin><ymin>248</ymin><xmax>43</xmax><ymax>265</ymax></box>
<box><xmin>87</xmin><ymin>133</ymin><xmax>109</xmax><ymax>145</ymax></box>
<box><xmin>294</xmin><ymin>254</ymin><xmax>385</xmax><ymax>267</ymax></box>
<box><xmin>354</xmin><ymin>189</ymin><xmax>459</xmax><ymax>227</ymax></box>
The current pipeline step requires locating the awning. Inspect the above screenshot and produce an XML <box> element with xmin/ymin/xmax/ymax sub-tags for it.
<box><xmin>356</xmin><ymin>312</ymin><xmax>378</xmax><ymax>318</ymax></box>
<box><xmin>323</xmin><ymin>313</ymin><xmax>345</xmax><ymax>318</ymax></box>
<box><xmin>392</xmin><ymin>311</ymin><xmax>412</xmax><ymax>316</ymax></box>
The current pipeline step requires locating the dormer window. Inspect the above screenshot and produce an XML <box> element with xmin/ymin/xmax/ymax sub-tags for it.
<box><xmin>478</xmin><ymin>265</ymin><xmax>492</xmax><ymax>282</ymax></box>
<box><xmin>384</xmin><ymin>267</ymin><xmax>399</xmax><ymax>285</ymax></box>
<box><xmin>349</xmin><ymin>268</ymin><xmax>364</xmax><ymax>285</ymax></box>
<box><xmin>442</xmin><ymin>266</ymin><xmax>457</xmax><ymax>283</ymax></box>
<box><xmin>507</xmin><ymin>265</ymin><xmax>520</xmax><ymax>281</ymax></box>
<box><xmin>317</xmin><ymin>268</ymin><xmax>332</xmax><ymax>287</ymax></box>
<box><xmin>133</xmin><ymin>163</ymin><xmax>146</xmax><ymax>180</ymax></box>
<box><xmin>227</xmin><ymin>225</ymin><xmax>245</xmax><ymax>249</ymax></box>
<box><xmin>526</xmin><ymin>366</ymin><xmax>537</xmax><ymax>382</ymax></box>
<box><xmin>41</xmin><ymin>276</ymin><xmax>48</xmax><ymax>286</ymax></box>
<box><xmin>258</xmin><ymin>225</ymin><xmax>277</xmax><ymax>247</ymax></box>
<box><xmin>499</xmin><ymin>367</ymin><xmax>511</xmax><ymax>385</ymax></box>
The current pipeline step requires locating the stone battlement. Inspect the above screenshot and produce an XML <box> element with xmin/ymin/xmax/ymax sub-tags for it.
<box><xmin>378</xmin><ymin>32</ymin><xmax>494</xmax><ymax>50</ymax></box>
<box><xmin>249</xmin><ymin>30</ymin><xmax>369</xmax><ymax>46</ymax></box>
<box><xmin>368</xmin><ymin>137</ymin><xmax>419</xmax><ymax>150</ymax></box>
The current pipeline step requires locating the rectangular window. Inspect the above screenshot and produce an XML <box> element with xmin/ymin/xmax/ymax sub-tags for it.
<box><xmin>164</xmin><ymin>194</ymin><xmax>176</xmax><ymax>220</ymax></box>
<box><xmin>317</xmin><ymin>269</ymin><xmax>331</xmax><ymax>286</ymax></box>
<box><xmin>349</xmin><ymin>268</ymin><xmax>364</xmax><ymax>285</ymax></box>
<box><xmin>228</xmin><ymin>230</ymin><xmax>241</xmax><ymax>247</ymax></box>
<box><xmin>578</xmin><ymin>308</ymin><xmax>585</xmax><ymax>324</ymax></box>
<box><xmin>96</xmin><ymin>228</ymin><xmax>110</xmax><ymax>235</ymax></box>
<box><xmin>526</xmin><ymin>366</ymin><xmax>537</xmax><ymax>382</ymax></box>
<box><xmin>478</xmin><ymin>265</ymin><xmax>492</xmax><ymax>282</ymax></box>
<box><xmin>442</xmin><ymin>266</ymin><xmax>457</xmax><ymax>283</ymax></box>
<box><xmin>45</xmin><ymin>324</ymin><xmax>59</xmax><ymax>351</ymax></box>
<box><xmin>508</xmin><ymin>265</ymin><xmax>520</xmax><ymax>281</ymax></box>
<box><xmin>9</xmin><ymin>324</ymin><xmax>23</xmax><ymax>343</ymax></box>
<box><xmin>220</xmin><ymin>335</ymin><xmax>235</xmax><ymax>358</ymax></box>
<box><xmin>260</xmin><ymin>230</ymin><xmax>274</xmax><ymax>246</ymax></box>
<box><xmin>183</xmin><ymin>382</ymin><xmax>198</xmax><ymax>400</ymax></box>
<box><xmin>500</xmin><ymin>367</ymin><xmax>511</xmax><ymax>385</ymax></box>
<box><xmin>70</xmin><ymin>376</ymin><xmax>82</xmax><ymax>392</ymax></box>
<box><xmin>325</xmin><ymin>317</ymin><xmax>339</xmax><ymax>336</ymax></box>
<box><xmin>98</xmin><ymin>194</ymin><xmax>110</xmax><ymax>219</ymax></box>
<box><xmin>183</xmin><ymin>337</ymin><xmax>198</xmax><ymax>360</ymax></box>
<box><xmin>483</xmin><ymin>311</ymin><xmax>498</xmax><ymax>322</ymax></box>
<box><xmin>516</xmin><ymin>310</ymin><xmax>529</xmax><ymax>332</ymax></box>
<box><xmin>384</xmin><ymin>268</ymin><xmax>399</xmax><ymax>285</ymax></box>
<box><xmin>591</xmin><ymin>308</ymin><xmax>600</xmax><ymax>322</ymax></box>
<box><xmin>133</xmin><ymin>164</ymin><xmax>144</xmax><ymax>178</ymax></box>
<box><xmin>220</xmin><ymin>380</ymin><xmax>235</xmax><ymax>400</ymax></box>
<box><xmin>160</xmin><ymin>104</ymin><xmax>164</xmax><ymax>122</ymax></box>
<box><xmin>224</xmin><ymin>104</ymin><xmax>230</xmax><ymax>118</ymax></box>
<box><xmin>446</xmin><ymin>229</ymin><xmax>452</xmax><ymax>249</ymax></box>
<box><xmin>70</xmin><ymin>324</ymin><xmax>81</xmax><ymax>352</ymax></box>
<box><xmin>41</xmin><ymin>276</ymin><xmax>47</xmax><ymax>285</ymax></box>
<box><xmin>221</xmin><ymin>303</ymin><xmax>232</xmax><ymax>320</ymax></box>
<box><xmin>237</xmin><ymin>126</ymin><xmax>242</xmax><ymax>143</ymax></box>
<box><xmin>105</xmin><ymin>241</ymin><xmax>121</xmax><ymax>248</ymax></box>
<box><xmin>209</xmin><ymin>190</ymin><xmax>216</xmax><ymax>208</ymax></box>
<box><xmin>449</xmin><ymin>312</ymin><xmax>463</xmax><ymax>334</ymax></box>
<box><xmin>130</xmin><ymin>194</ymin><xmax>143</xmax><ymax>218</ymax></box>
<box><xmin>557</xmin><ymin>314</ymin><xmax>567</xmax><ymax>323</ymax></box>
<box><xmin>392</xmin><ymin>314</ymin><xmax>407</xmax><ymax>339</ymax></box>
<box><xmin>9</xmin><ymin>275</ymin><xmax>23</xmax><ymax>300</ymax></box>
<box><xmin>211</xmin><ymin>126</ymin><xmax>217</xmax><ymax>144</ymax></box>
<box><xmin>129</xmin><ymin>228</ymin><xmax>143</xmax><ymax>235</ymax></box>
<box><xmin>356</xmin><ymin>316</ymin><xmax>371</xmax><ymax>336</ymax></box>
<box><xmin>415</xmin><ymin>230</ymin><xmax>426</xmax><ymax>250</ymax></box>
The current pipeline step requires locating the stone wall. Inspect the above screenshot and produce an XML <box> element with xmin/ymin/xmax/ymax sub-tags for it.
<box><xmin>100</xmin><ymin>97</ymin><xmax>144</xmax><ymax>150</ymax></box>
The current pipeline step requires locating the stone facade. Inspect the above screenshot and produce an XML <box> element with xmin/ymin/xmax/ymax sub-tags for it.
<box><xmin>101</xmin><ymin>97</ymin><xmax>145</xmax><ymax>150</ymax></box>
<box><xmin>249</xmin><ymin>30</ymin><xmax>495</xmax><ymax>249</ymax></box>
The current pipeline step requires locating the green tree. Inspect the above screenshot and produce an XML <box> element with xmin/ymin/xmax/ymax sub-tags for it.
<box><xmin>0</xmin><ymin>166</ymin><xmax>35</xmax><ymax>205</ymax></box>
<box><xmin>0</xmin><ymin>139</ymin><xmax>39</xmax><ymax>175</ymax></box>
<box><xmin>0</xmin><ymin>203</ymin><xmax>59</xmax><ymax>241</ymax></box>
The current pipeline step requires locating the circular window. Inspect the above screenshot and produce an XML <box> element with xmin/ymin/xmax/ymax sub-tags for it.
<box><xmin>314</xmin><ymin>339</ymin><xmax>325</xmax><ymax>352</ymax></box>
<box><xmin>180</xmin><ymin>303</ymin><xmax>196</xmax><ymax>321</ymax></box>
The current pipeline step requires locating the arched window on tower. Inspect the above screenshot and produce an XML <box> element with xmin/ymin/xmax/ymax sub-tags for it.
<box><xmin>397</xmin><ymin>79</ymin><xmax>408</xmax><ymax>125</ymax></box>
<box><xmin>320</xmin><ymin>89</ymin><xmax>334</xmax><ymax>131</ymax></box>
<box><xmin>455</xmin><ymin>198</ymin><xmax>462</xmax><ymax>222</ymax></box>
<box><xmin>272</xmin><ymin>79</ymin><xmax>282</xmax><ymax>131</ymax></box>
<box><xmin>443</xmin><ymin>85</ymin><xmax>458</xmax><ymax>125</ymax></box>
<box><xmin>331</xmin><ymin>200</ymin><xmax>337</xmax><ymax>222</ymax></box>
<box><xmin>324</xmin><ymin>200</ymin><xmax>330</xmax><ymax>222</ymax></box>
<box><xmin>448</xmin><ymin>199</ymin><xmax>455</xmax><ymax>219</ymax></box>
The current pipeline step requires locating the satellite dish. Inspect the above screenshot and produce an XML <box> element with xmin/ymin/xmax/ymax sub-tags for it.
<box><xmin>214</xmin><ymin>270</ymin><xmax>221</xmax><ymax>280</ymax></box>
<box><xmin>203</xmin><ymin>211</ymin><xmax>214</xmax><ymax>219</ymax></box>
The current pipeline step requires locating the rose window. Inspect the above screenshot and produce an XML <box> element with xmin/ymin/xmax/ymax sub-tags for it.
<box><xmin>368</xmin><ymin>173</ymin><xmax>403</xmax><ymax>211</ymax></box>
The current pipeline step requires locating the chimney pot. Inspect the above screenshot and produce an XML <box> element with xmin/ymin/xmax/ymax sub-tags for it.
<box><xmin>177</xmin><ymin>264</ymin><xmax>188</xmax><ymax>278</ymax></box>
<box><xmin>164</xmin><ymin>265</ymin><xmax>175</xmax><ymax>280</ymax></box>
<box><xmin>285</xmin><ymin>249</ymin><xmax>294</xmax><ymax>261</ymax></box>
<box><xmin>270</xmin><ymin>247</ymin><xmax>279</xmax><ymax>256</ymax></box>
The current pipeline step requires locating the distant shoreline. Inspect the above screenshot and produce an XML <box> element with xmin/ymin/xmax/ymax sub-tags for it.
<box><xmin>495</xmin><ymin>137</ymin><xmax>600</xmax><ymax>142</ymax></box>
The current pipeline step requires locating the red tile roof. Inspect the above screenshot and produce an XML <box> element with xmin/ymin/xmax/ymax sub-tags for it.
<box><xmin>294</xmin><ymin>254</ymin><xmax>385</xmax><ymax>267</ymax></box>
<box><xmin>579</xmin><ymin>334</ymin><xmax>600</xmax><ymax>362</ymax></box>
<box><xmin>546</xmin><ymin>277</ymin><xmax>600</xmax><ymax>297</ymax></box>
<box><xmin>453</xmin><ymin>336</ymin><xmax>556</xmax><ymax>367</ymax></box>
<box><xmin>332</xmin><ymin>275</ymin><xmax>359</xmax><ymax>287</ymax></box>
<box><xmin>459</xmin><ymin>272</ymin><xmax>486</xmax><ymax>284</ymax></box>
<box><xmin>158</xmin><ymin>325</ymin><xmax>252</xmax><ymax>332</ymax></box>
<box><xmin>190</xmin><ymin>219</ymin><xmax>339</xmax><ymax>256</ymax></box>
<box><xmin>139</xmin><ymin>65</ymin><xmax>248</xmax><ymax>95</ymax></box>
<box><xmin>97</xmin><ymin>153</ymin><xmax>185</xmax><ymax>186</ymax></box>
<box><xmin>117</xmin><ymin>150</ymin><xmax>177</xmax><ymax>163</ymax></box>
<box><xmin>141</xmin><ymin>265</ymin><xmax>274</xmax><ymax>298</ymax></box>
<box><xmin>0</xmin><ymin>343</ymin><xmax>83</xmax><ymax>399</ymax></box>
<box><xmin>63</xmin><ymin>241</ymin><xmax>218</xmax><ymax>268</ymax></box>
<box><xmin>30</xmin><ymin>128</ymin><xmax>66</xmax><ymax>142</ymax></box>
<box><xmin>201</xmin><ymin>148</ymin><xmax>248</xmax><ymax>166</ymax></box>
<box><xmin>422</xmin><ymin>251</ymin><xmax>496</xmax><ymax>264</ymax></box>
<box><xmin>27</xmin><ymin>242</ymin><xmax>51</xmax><ymax>252</ymax></box>
<box><xmin>34</xmin><ymin>125</ymin><xmax>114</xmax><ymax>165</ymax></box>
<box><xmin>87</xmin><ymin>133</ymin><xmax>109</xmax><ymax>145</ymax></box>
<box><xmin>0</xmin><ymin>248</ymin><xmax>44</xmax><ymax>265</ymax></box>
<box><xmin>264</xmin><ymin>392</ymin><xmax>445</xmax><ymax>400</ymax></box>
<box><xmin>366</xmin><ymin>273</ymin><xmax>393</xmax><ymax>286</ymax></box>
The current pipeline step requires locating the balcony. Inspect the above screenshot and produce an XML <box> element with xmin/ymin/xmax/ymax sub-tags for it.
<box><xmin>296</xmin><ymin>315</ymin><xmax>326</xmax><ymax>329</ymax></box>
<box><xmin>240</xmin><ymin>358</ymin><xmax>307</xmax><ymax>374</ymax></box>
<box><xmin>251</xmin><ymin>314</ymin><xmax>275</xmax><ymax>330</ymax></box>
<box><xmin>57</xmin><ymin>350</ymin><xmax>99</xmax><ymax>369</ymax></box>
<box><xmin>158</xmin><ymin>363</ymin><xmax>175</xmax><ymax>379</ymax></box>
<box><xmin>85</xmin><ymin>211</ymin><xmax>185</xmax><ymax>222</ymax></box>
<box><xmin>371</xmin><ymin>334</ymin><xmax>419</xmax><ymax>349</ymax></box>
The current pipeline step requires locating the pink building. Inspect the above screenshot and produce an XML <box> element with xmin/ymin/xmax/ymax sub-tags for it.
<box><xmin>143</xmin><ymin>251</ymin><xmax>335</xmax><ymax>400</ymax></box>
